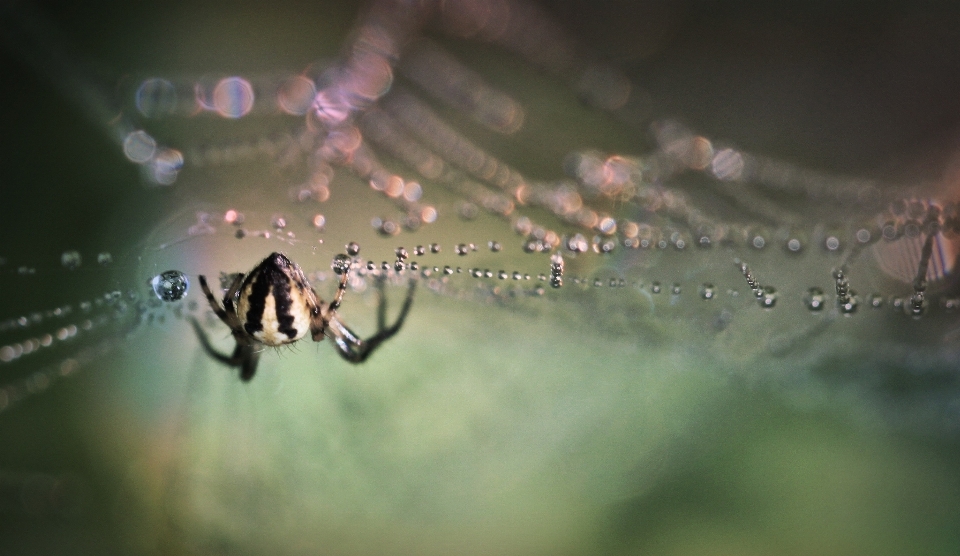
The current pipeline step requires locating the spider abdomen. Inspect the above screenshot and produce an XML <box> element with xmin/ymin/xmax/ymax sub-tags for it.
<box><xmin>235</xmin><ymin>252</ymin><xmax>317</xmax><ymax>346</ymax></box>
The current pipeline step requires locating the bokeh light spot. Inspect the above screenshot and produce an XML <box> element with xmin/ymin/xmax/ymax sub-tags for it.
<box><xmin>135</xmin><ymin>78</ymin><xmax>177</xmax><ymax>117</ymax></box>
<box><xmin>277</xmin><ymin>75</ymin><xmax>317</xmax><ymax>116</ymax></box>
<box><xmin>213</xmin><ymin>77</ymin><xmax>255</xmax><ymax>118</ymax></box>
<box><xmin>122</xmin><ymin>130</ymin><xmax>157</xmax><ymax>163</ymax></box>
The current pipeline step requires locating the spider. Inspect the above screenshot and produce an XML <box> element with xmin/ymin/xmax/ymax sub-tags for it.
<box><xmin>189</xmin><ymin>251</ymin><xmax>415</xmax><ymax>381</ymax></box>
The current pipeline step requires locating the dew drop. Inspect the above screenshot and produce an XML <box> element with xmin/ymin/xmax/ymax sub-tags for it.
<box><xmin>567</xmin><ymin>234</ymin><xmax>589</xmax><ymax>253</ymax></box>
<box><xmin>346</xmin><ymin>242</ymin><xmax>361</xmax><ymax>256</ymax></box>
<box><xmin>403</xmin><ymin>216</ymin><xmax>421</xmax><ymax>232</ymax></box>
<box><xmin>312</xmin><ymin>214</ymin><xmax>326</xmax><ymax>230</ymax></box>
<box><xmin>395</xmin><ymin>247</ymin><xmax>408</xmax><ymax>260</ymax></box>
<box><xmin>906</xmin><ymin>295</ymin><xmax>926</xmax><ymax>318</ymax></box>
<box><xmin>0</xmin><ymin>345</ymin><xmax>17</xmax><ymax>363</ymax></box>
<box><xmin>122</xmin><ymin>130</ymin><xmax>157</xmax><ymax>163</ymax></box>
<box><xmin>651</xmin><ymin>281</ymin><xmax>662</xmax><ymax>294</ymax></box>
<box><xmin>331</xmin><ymin>254</ymin><xmax>352</xmax><ymax>275</ymax></box>
<box><xmin>456</xmin><ymin>244</ymin><xmax>468</xmax><ymax>256</ymax></box>
<box><xmin>883</xmin><ymin>222</ymin><xmax>903</xmax><ymax>242</ymax></box>
<box><xmin>458</xmin><ymin>202</ymin><xmax>479</xmax><ymax>220</ymax></box>
<box><xmin>272</xmin><ymin>215</ymin><xmax>287</xmax><ymax>229</ymax></box>
<box><xmin>671</xmin><ymin>283</ymin><xmax>681</xmax><ymax>295</ymax></box>
<box><xmin>96</xmin><ymin>252</ymin><xmax>112</xmax><ymax>265</ymax></box>
<box><xmin>414</xmin><ymin>245</ymin><xmax>425</xmax><ymax>256</ymax></box>
<box><xmin>225</xmin><ymin>209</ymin><xmax>245</xmax><ymax>225</ymax></box>
<box><xmin>599</xmin><ymin>239</ymin><xmax>616</xmax><ymax>253</ymax></box>
<box><xmin>833</xmin><ymin>268</ymin><xmax>852</xmax><ymax>307</ymax></box>
<box><xmin>377</xmin><ymin>219</ymin><xmax>400</xmax><ymax>236</ymax></box>
<box><xmin>60</xmin><ymin>251</ymin><xmax>82</xmax><ymax>270</ymax></box>
<box><xmin>394</xmin><ymin>260</ymin><xmax>405</xmax><ymax>272</ymax></box>
<box><xmin>549</xmin><ymin>252</ymin><xmax>564</xmax><ymax>277</ymax></box>
<box><xmin>699</xmin><ymin>283</ymin><xmax>715</xmax><ymax>300</ymax></box>
<box><xmin>759</xmin><ymin>286</ymin><xmax>777</xmax><ymax>308</ymax></box>
<box><xmin>839</xmin><ymin>295</ymin><xmax>859</xmax><ymax>314</ymax></box>
<box><xmin>804</xmin><ymin>287</ymin><xmax>825</xmax><ymax>311</ymax></box>
<box><xmin>868</xmin><ymin>293</ymin><xmax>884</xmax><ymax>309</ymax></box>
<box><xmin>150</xmin><ymin>270</ymin><xmax>189</xmax><ymax>302</ymax></box>
<box><xmin>488</xmin><ymin>240</ymin><xmax>502</xmax><ymax>252</ymax></box>
<box><xmin>429</xmin><ymin>243</ymin><xmax>441</xmax><ymax>254</ymax></box>
<box><xmin>135</xmin><ymin>78</ymin><xmax>177</xmax><ymax>117</ymax></box>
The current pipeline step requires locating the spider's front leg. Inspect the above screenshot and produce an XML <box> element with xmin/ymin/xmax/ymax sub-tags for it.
<box><xmin>330</xmin><ymin>277</ymin><xmax>416</xmax><ymax>364</ymax></box>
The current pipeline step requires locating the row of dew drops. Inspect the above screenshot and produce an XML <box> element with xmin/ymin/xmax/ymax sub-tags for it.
<box><xmin>145</xmin><ymin>237</ymin><xmax>958</xmax><ymax>319</ymax></box>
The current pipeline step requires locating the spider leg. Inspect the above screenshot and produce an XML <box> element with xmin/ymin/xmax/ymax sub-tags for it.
<box><xmin>376</xmin><ymin>275</ymin><xmax>388</xmax><ymax>331</ymax></box>
<box><xmin>310</xmin><ymin>269</ymin><xmax>348</xmax><ymax>341</ymax></box>
<box><xmin>237</xmin><ymin>343</ymin><xmax>261</xmax><ymax>382</ymax></box>
<box><xmin>221</xmin><ymin>272</ymin><xmax>245</xmax><ymax>323</ymax></box>
<box><xmin>189</xmin><ymin>317</ymin><xmax>263</xmax><ymax>382</ymax></box>
<box><xmin>195</xmin><ymin>274</ymin><xmax>262</xmax><ymax>381</ymax></box>
<box><xmin>329</xmin><ymin>267</ymin><xmax>349</xmax><ymax>312</ymax></box>
<box><xmin>190</xmin><ymin>316</ymin><xmax>244</xmax><ymax>365</ymax></box>
<box><xmin>330</xmin><ymin>278</ymin><xmax>416</xmax><ymax>364</ymax></box>
<box><xmin>197</xmin><ymin>275</ymin><xmax>231</xmax><ymax>325</ymax></box>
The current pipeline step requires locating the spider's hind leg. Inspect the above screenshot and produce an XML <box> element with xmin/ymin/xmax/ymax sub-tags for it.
<box><xmin>189</xmin><ymin>318</ymin><xmax>262</xmax><ymax>382</ymax></box>
<box><xmin>331</xmin><ymin>278</ymin><xmax>416</xmax><ymax>364</ymax></box>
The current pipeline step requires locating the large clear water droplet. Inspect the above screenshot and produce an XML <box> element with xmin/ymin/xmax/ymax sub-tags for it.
<box><xmin>151</xmin><ymin>270</ymin><xmax>188</xmax><ymax>302</ymax></box>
